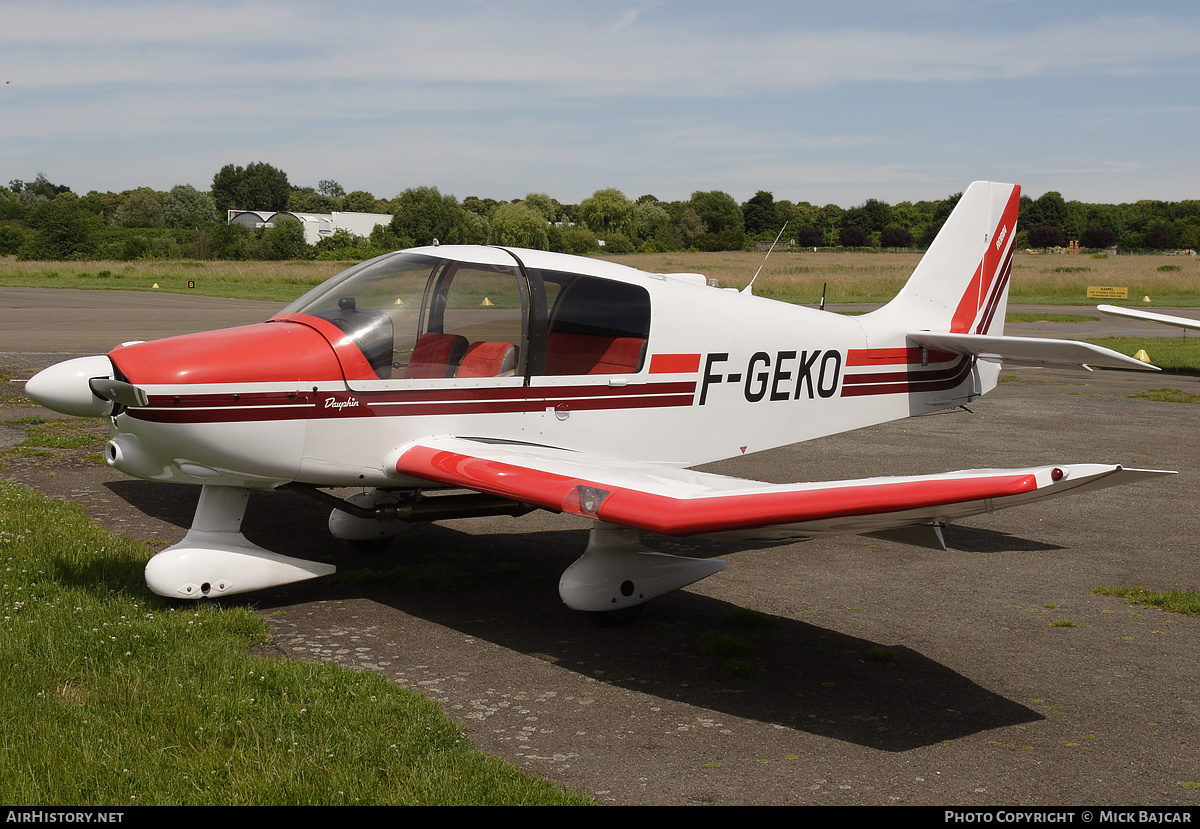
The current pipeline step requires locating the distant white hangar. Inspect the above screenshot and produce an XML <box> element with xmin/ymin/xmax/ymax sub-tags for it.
<box><xmin>227</xmin><ymin>210</ymin><xmax>392</xmax><ymax>245</ymax></box>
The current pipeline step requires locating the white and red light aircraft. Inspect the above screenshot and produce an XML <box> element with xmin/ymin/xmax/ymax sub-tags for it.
<box><xmin>26</xmin><ymin>182</ymin><xmax>1170</xmax><ymax>623</ymax></box>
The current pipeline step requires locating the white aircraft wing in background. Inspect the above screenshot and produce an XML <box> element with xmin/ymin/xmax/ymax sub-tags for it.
<box><xmin>1098</xmin><ymin>304</ymin><xmax>1200</xmax><ymax>333</ymax></box>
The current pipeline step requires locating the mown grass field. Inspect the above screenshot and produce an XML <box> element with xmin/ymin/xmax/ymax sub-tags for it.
<box><xmin>0</xmin><ymin>480</ymin><xmax>593</xmax><ymax>806</ymax></box>
<box><xmin>2</xmin><ymin>250</ymin><xmax>1197</xmax><ymax>306</ymax></box>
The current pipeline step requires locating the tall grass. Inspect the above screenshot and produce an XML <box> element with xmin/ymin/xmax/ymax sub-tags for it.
<box><xmin>2</xmin><ymin>250</ymin><xmax>1198</xmax><ymax>306</ymax></box>
<box><xmin>605</xmin><ymin>250</ymin><xmax>1200</xmax><ymax>305</ymax></box>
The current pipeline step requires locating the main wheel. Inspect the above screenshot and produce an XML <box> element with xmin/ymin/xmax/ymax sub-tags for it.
<box><xmin>347</xmin><ymin>536</ymin><xmax>395</xmax><ymax>553</ymax></box>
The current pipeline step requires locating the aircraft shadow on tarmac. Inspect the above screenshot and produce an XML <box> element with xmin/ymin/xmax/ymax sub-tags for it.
<box><xmin>102</xmin><ymin>478</ymin><xmax>1043</xmax><ymax>752</ymax></box>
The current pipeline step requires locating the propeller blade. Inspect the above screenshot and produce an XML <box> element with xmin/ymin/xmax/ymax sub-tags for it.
<box><xmin>89</xmin><ymin>378</ymin><xmax>148</xmax><ymax>408</ymax></box>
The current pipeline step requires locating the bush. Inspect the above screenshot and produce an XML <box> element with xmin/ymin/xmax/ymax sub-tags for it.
<box><xmin>21</xmin><ymin>197</ymin><xmax>99</xmax><ymax>260</ymax></box>
<box><xmin>560</xmin><ymin>226</ymin><xmax>600</xmax><ymax>255</ymax></box>
<box><xmin>600</xmin><ymin>232</ymin><xmax>635</xmax><ymax>254</ymax></box>
<box><xmin>794</xmin><ymin>226</ymin><xmax>823</xmax><ymax>248</ymax></box>
<box><xmin>121</xmin><ymin>235</ymin><xmax>151</xmax><ymax>260</ymax></box>
<box><xmin>0</xmin><ymin>224</ymin><xmax>29</xmax><ymax>256</ymax></box>
<box><xmin>839</xmin><ymin>225</ymin><xmax>871</xmax><ymax>247</ymax></box>
<box><xmin>1079</xmin><ymin>227</ymin><xmax>1117</xmax><ymax>249</ymax></box>
<box><xmin>1028</xmin><ymin>225</ymin><xmax>1068</xmax><ymax>248</ymax></box>
<box><xmin>880</xmin><ymin>226</ymin><xmax>914</xmax><ymax>249</ymax></box>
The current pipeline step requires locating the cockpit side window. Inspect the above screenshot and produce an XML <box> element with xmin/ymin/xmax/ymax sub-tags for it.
<box><xmin>419</xmin><ymin>262</ymin><xmax>527</xmax><ymax>379</ymax></box>
<box><xmin>537</xmin><ymin>272</ymin><xmax>651</xmax><ymax>375</ymax></box>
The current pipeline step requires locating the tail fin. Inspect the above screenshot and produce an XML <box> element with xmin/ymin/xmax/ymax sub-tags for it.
<box><xmin>865</xmin><ymin>181</ymin><xmax>1020</xmax><ymax>336</ymax></box>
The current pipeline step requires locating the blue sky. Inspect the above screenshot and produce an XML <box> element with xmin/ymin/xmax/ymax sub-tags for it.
<box><xmin>3</xmin><ymin>1</ymin><xmax>1199</xmax><ymax>207</ymax></box>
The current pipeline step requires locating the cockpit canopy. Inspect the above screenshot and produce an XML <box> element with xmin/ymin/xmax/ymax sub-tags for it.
<box><xmin>281</xmin><ymin>248</ymin><xmax>652</xmax><ymax>382</ymax></box>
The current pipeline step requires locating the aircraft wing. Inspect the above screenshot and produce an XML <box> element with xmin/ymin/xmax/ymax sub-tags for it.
<box><xmin>1098</xmin><ymin>304</ymin><xmax>1200</xmax><ymax>332</ymax></box>
<box><xmin>393</xmin><ymin>436</ymin><xmax>1171</xmax><ymax>544</ymax></box>
<box><xmin>907</xmin><ymin>331</ymin><xmax>1158</xmax><ymax>371</ymax></box>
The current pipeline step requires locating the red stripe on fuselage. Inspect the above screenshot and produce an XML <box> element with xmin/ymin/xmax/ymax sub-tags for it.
<box><xmin>649</xmin><ymin>353</ymin><xmax>701</xmax><ymax>373</ymax></box>
<box><xmin>846</xmin><ymin>348</ymin><xmax>959</xmax><ymax>367</ymax></box>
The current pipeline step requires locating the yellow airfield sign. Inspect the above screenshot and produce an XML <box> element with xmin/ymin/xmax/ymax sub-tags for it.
<box><xmin>1087</xmin><ymin>286</ymin><xmax>1128</xmax><ymax>299</ymax></box>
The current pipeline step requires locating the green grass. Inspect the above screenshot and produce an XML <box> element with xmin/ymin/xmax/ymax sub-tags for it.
<box><xmin>1130</xmin><ymin>388</ymin><xmax>1200</xmax><ymax>404</ymax></box>
<box><xmin>1006</xmin><ymin>312</ymin><xmax>1101</xmax><ymax>323</ymax></box>
<box><xmin>0</xmin><ymin>417</ymin><xmax>113</xmax><ymax>468</ymax></box>
<box><xmin>1084</xmin><ymin>336</ymin><xmax>1200</xmax><ymax>374</ymax></box>
<box><xmin>1093</xmin><ymin>586</ymin><xmax>1200</xmax><ymax>618</ymax></box>
<box><xmin>0</xmin><ymin>481</ymin><xmax>592</xmax><ymax>805</ymax></box>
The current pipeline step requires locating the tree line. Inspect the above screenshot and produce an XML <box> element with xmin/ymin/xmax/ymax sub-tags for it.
<box><xmin>2</xmin><ymin>164</ymin><xmax>1198</xmax><ymax>262</ymax></box>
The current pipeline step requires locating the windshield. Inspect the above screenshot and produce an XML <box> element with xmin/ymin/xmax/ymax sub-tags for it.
<box><xmin>283</xmin><ymin>250</ymin><xmax>527</xmax><ymax>380</ymax></box>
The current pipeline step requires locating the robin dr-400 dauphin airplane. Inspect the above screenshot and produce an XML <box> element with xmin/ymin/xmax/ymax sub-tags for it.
<box><xmin>26</xmin><ymin>181</ymin><xmax>1170</xmax><ymax>624</ymax></box>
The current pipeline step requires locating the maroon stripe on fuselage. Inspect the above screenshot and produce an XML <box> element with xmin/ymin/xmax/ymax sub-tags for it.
<box><xmin>127</xmin><ymin>381</ymin><xmax>698</xmax><ymax>424</ymax></box>
<box><xmin>839</xmin><ymin>356</ymin><xmax>973</xmax><ymax>398</ymax></box>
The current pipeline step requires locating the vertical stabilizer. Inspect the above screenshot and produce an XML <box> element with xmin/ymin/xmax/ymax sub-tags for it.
<box><xmin>863</xmin><ymin>181</ymin><xmax>1020</xmax><ymax>337</ymax></box>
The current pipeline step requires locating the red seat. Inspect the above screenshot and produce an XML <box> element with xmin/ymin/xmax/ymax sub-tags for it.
<box><xmin>404</xmin><ymin>333</ymin><xmax>468</xmax><ymax>379</ymax></box>
<box><xmin>545</xmin><ymin>333</ymin><xmax>646</xmax><ymax>375</ymax></box>
<box><xmin>456</xmin><ymin>342</ymin><xmax>519</xmax><ymax>378</ymax></box>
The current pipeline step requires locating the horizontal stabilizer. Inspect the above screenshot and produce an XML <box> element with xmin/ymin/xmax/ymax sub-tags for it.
<box><xmin>907</xmin><ymin>331</ymin><xmax>1158</xmax><ymax>371</ymax></box>
<box><xmin>393</xmin><ymin>436</ymin><xmax>1173</xmax><ymax>541</ymax></box>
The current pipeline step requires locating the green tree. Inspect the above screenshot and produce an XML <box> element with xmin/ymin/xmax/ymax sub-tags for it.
<box><xmin>344</xmin><ymin>190</ymin><xmax>383</xmax><ymax>213</ymax></box>
<box><xmin>634</xmin><ymin>200</ymin><xmax>669</xmax><ymax>242</ymax></box>
<box><xmin>463</xmin><ymin>196</ymin><xmax>500</xmax><ymax>217</ymax></box>
<box><xmin>1023</xmin><ymin>191</ymin><xmax>1067</xmax><ymax>231</ymax></box>
<box><xmin>318</xmin><ymin>179</ymin><xmax>346</xmax><ymax>198</ymax></box>
<box><xmin>689</xmin><ymin>191</ymin><xmax>743</xmax><ymax>235</ymax></box>
<box><xmin>662</xmin><ymin>206</ymin><xmax>706</xmax><ymax>250</ymax></box>
<box><xmin>522</xmin><ymin>193</ymin><xmax>560</xmax><ymax>223</ymax></box>
<box><xmin>9</xmin><ymin>173</ymin><xmax>71</xmax><ymax>207</ymax></box>
<box><xmin>389</xmin><ymin>186</ymin><xmax>478</xmax><ymax>246</ymax></box>
<box><xmin>114</xmin><ymin>188</ymin><xmax>165</xmax><ymax>227</ymax></box>
<box><xmin>261</xmin><ymin>215</ymin><xmax>310</xmax><ymax>260</ymax></box>
<box><xmin>488</xmin><ymin>202</ymin><xmax>549</xmax><ymax>249</ymax></box>
<box><xmin>288</xmin><ymin>188</ymin><xmax>341</xmax><ymax>213</ymax></box>
<box><xmin>22</xmin><ymin>194</ymin><xmax>100</xmax><ymax>260</ymax></box>
<box><xmin>163</xmin><ymin>185</ymin><xmax>219</xmax><ymax>228</ymax></box>
<box><xmin>211</xmin><ymin>162</ymin><xmax>291</xmax><ymax>212</ymax></box>
<box><xmin>690</xmin><ymin>191</ymin><xmax>744</xmax><ymax>250</ymax></box>
<box><xmin>0</xmin><ymin>224</ymin><xmax>29</xmax><ymax>256</ymax></box>
<box><xmin>742</xmin><ymin>190</ymin><xmax>781</xmax><ymax>236</ymax></box>
<box><xmin>578</xmin><ymin>188</ymin><xmax>636</xmax><ymax>239</ymax></box>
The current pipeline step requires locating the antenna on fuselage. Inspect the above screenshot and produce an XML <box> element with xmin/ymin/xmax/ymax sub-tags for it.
<box><xmin>742</xmin><ymin>221</ymin><xmax>788</xmax><ymax>296</ymax></box>
<box><xmin>819</xmin><ymin>282</ymin><xmax>827</xmax><ymax>311</ymax></box>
